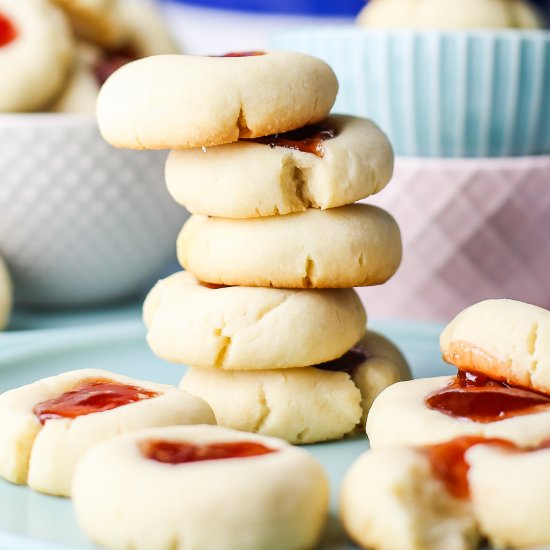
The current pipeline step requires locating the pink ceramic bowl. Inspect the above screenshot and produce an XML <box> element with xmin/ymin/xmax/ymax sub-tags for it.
<box><xmin>358</xmin><ymin>155</ymin><xmax>550</xmax><ymax>322</ymax></box>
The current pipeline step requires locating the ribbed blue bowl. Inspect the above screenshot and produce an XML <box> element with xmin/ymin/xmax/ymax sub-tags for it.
<box><xmin>269</xmin><ymin>28</ymin><xmax>550</xmax><ymax>157</ymax></box>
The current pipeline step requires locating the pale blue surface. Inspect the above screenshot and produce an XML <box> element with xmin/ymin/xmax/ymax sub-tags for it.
<box><xmin>269</xmin><ymin>28</ymin><xmax>550</xmax><ymax>157</ymax></box>
<box><xmin>0</xmin><ymin>312</ymin><xmax>449</xmax><ymax>550</ymax></box>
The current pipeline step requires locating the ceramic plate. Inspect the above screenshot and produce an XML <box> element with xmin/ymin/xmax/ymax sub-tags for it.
<box><xmin>0</xmin><ymin>318</ymin><xmax>450</xmax><ymax>550</ymax></box>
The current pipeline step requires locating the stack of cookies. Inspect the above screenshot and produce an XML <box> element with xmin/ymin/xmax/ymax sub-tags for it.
<box><xmin>97</xmin><ymin>50</ymin><xmax>411</xmax><ymax>443</ymax></box>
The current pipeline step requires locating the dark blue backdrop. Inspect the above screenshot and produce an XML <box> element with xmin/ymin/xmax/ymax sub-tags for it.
<box><xmin>168</xmin><ymin>0</ymin><xmax>549</xmax><ymax>23</ymax></box>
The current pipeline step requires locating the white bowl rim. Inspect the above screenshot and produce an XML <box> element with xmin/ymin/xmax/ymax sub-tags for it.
<box><xmin>0</xmin><ymin>113</ymin><xmax>96</xmax><ymax>128</ymax></box>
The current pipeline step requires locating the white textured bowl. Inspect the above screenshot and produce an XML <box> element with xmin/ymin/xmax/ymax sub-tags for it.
<box><xmin>0</xmin><ymin>115</ymin><xmax>186</xmax><ymax>307</ymax></box>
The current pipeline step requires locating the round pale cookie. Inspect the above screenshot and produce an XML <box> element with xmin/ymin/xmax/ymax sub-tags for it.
<box><xmin>143</xmin><ymin>271</ymin><xmax>366</xmax><ymax>370</ymax></box>
<box><xmin>118</xmin><ymin>0</ymin><xmax>179</xmax><ymax>57</ymax></box>
<box><xmin>178</xmin><ymin>204</ymin><xmax>402</xmax><ymax>288</ymax></box>
<box><xmin>441</xmin><ymin>299</ymin><xmax>550</xmax><ymax>394</ymax></box>
<box><xmin>73</xmin><ymin>425</ymin><xmax>329</xmax><ymax>550</ymax></box>
<box><xmin>180</xmin><ymin>331</ymin><xmax>410</xmax><ymax>443</ymax></box>
<box><xmin>349</xmin><ymin>331</ymin><xmax>411</xmax><ymax>426</ymax></box>
<box><xmin>357</xmin><ymin>0</ymin><xmax>542</xmax><ymax>29</ymax></box>
<box><xmin>181</xmin><ymin>368</ymin><xmax>362</xmax><ymax>444</ymax></box>
<box><xmin>468</xmin><ymin>442</ymin><xmax>550</xmax><ymax>548</ymax></box>
<box><xmin>52</xmin><ymin>42</ymin><xmax>100</xmax><ymax>113</ymax></box>
<box><xmin>96</xmin><ymin>51</ymin><xmax>338</xmax><ymax>149</ymax></box>
<box><xmin>367</xmin><ymin>376</ymin><xmax>550</xmax><ymax>449</ymax></box>
<box><xmin>0</xmin><ymin>255</ymin><xmax>12</xmax><ymax>330</ymax></box>
<box><xmin>0</xmin><ymin>368</ymin><xmax>214</xmax><ymax>496</ymax></box>
<box><xmin>341</xmin><ymin>446</ymin><xmax>479</xmax><ymax>550</ymax></box>
<box><xmin>165</xmin><ymin>115</ymin><xmax>393</xmax><ymax>218</ymax></box>
<box><xmin>51</xmin><ymin>0</ymin><xmax>127</xmax><ymax>48</ymax></box>
<box><xmin>0</xmin><ymin>0</ymin><xmax>74</xmax><ymax>112</ymax></box>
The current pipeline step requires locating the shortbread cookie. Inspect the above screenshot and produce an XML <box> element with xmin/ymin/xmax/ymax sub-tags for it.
<box><xmin>73</xmin><ymin>425</ymin><xmax>329</xmax><ymax>550</ymax></box>
<box><xmin>51</xmin><ymin>0</ymin><xmax>127</xmax><ymax>48</ymax></box>
<box><xmin>367</xmin><ymin>376</ymin><xmax>550</xmax><ymax>449</ymax></box>
<box><xmin>350</xmin><ymin>331</ymin><xmax>411</xmax><ymax>426</ymax></box>
<box><xmin>357</xmin><ymin>0</ymin><xmax>542</xmax><ymax>29</ymax></box>
<box><xmin>166</xmin><ymin>115</ymin><xmax>393</xmax><ymax>218</ymax></box>
<box><xmin>0</xmin><ymin>255</ymin><xmax>11</xmax><ymax>330</ymax></box>
<box><xmin>178</xmin><ymin>204</ymin><xmax>402</xmax><ymax>288</ymax></box>
<box><xmin>180</xmin><ymin>331</ymin><xmax>410</xmax><ymax>443</ymax></box>
<box><xmin>118</xmin><ymin>0</ymin><xmax>179</xmax><ymax>57</ymax></box>
<box><xmin>0</xmin><ymin>369</ymin><xmax>214</xmax><ymax>496</ymax></box>
<box><xmin>441</xmin><ymin>299</ymin><xmax>550</xmax><ymax>394</ymax></box>
<box><xmin>0</xmin><ymin>0</ymin><xmax>74</xmax><ymax>112</ymax></box>
<box><xmin>468</xmin><ymin>441</ymin><xmax>550</xmax><ymax>548</ymax></box>
<box><xmin>181</xmin><ymin>368</ymin><xmax>362</xmax><ymax>444</ymax></box>
<box><xmin>341</xmin><ymin>444</ymin><xmax>479</xmax><ymax>550</ymax></box>
<box><xmin>144</xmin><ymin>271</ymin><xmax>366</xmax><ymax>370</ymax></box>
<box><xmin>52</xmin><ymin>42</ymin><xmax>100</xmax><ymax>113</ymax></box>
<box><xmin>343</xmin><ymin>436</ymin><xmax>550</xmax><ymax>550</ymax></box>
<box><xmin>97</xmin><ymin>52</ymin><xmax>338</xmax><ymax>149</ymax></box>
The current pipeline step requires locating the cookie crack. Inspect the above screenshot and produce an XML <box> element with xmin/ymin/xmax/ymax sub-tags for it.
<box><xmin>302</xmin><ymin>256</ymin><xmax>315</xmax><ymax>288</ymax></box>
<box><xmin>252</xmin><ymin>384</ymin><xmax>270</xmax><ymax>432</ymax></box>
<box><xmin>254</xmin><ymin>295</ymin><xmax>290</xmax><ymax>324</ymax></box>
<box><xmin>237</xmin><ymin>106</ymin><xmax>250</xmax><ymax>134</ymax></box>
<box><xmin>213</xmin><ymin>326</ymin><xmax>232</xmax><ymax>369</ymax></box>
<box><xmin>527</xmin><ymin>321</ymin><xmax>540</xmax><ymax>380</ymax></box>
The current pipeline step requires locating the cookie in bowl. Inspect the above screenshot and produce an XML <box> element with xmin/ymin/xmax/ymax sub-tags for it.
<box><xmin>0</xmin><ymin>369</ymin><xmax>214</xmax><ymax>496</ymax></box>
<box><xmin>0</xmin><ymin>0</ymin><xmax>74</xmax><ymax>112</ymax></box>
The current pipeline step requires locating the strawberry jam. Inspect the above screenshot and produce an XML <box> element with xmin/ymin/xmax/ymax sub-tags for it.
<box><xmin>222</xmin><ymin>51</ymin><xmax>265</xmax><ymax>57</ymax></box>
<box><xmin>200</xmin><ymin>281</ymin><xmax>229</xmax><ymax>290</ymax></box>
<box><xmin>316</xmin><ymin>344</ymin><xmax>370</xmax><ymax>374</ymax></box>
<box><xmin>139</xmin><ymin>439</ymin><xmax>276</xmax><ymax>464</ymax></box>
<box><xmin>93</xmin><ymin>46</ymin><xmax>138</xmax><ymax>86</ymax></box>
<box><xmin>33</xmin><ymin>378</ymin><xmax>159</xmax><ymax>424</ymax></box>
<box><xmin>425</xmin><ymin>370</ymin><xmax>550</xmax><ymax>423</ymax></box>
<box><xmin>421</xmin><ymin>436</ymin><xmax>516</xmax><ymax>499</ymax></box>
<box><xmin>248</xmin><ymin>124</ymin><xmax>335</xmax><ymax>158</ymax></box>
<box><xmin>0</xmin><ymin>13</ymin><xmax>17</xmax><ymax>47</ymax></box>
<box><xmin>422</xmin><ymin>436</ymin><xmax>550</xmax><ymax>499</ymax></box>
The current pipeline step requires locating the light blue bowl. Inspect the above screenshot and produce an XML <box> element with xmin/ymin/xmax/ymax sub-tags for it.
<box><xmin>269</xmin><ymin>28</ymin><xmax>550</xmax><ymax>157</ymax></box>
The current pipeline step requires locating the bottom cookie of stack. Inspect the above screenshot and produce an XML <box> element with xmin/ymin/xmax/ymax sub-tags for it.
<box><xmin>144</xmin><ymin>272</ymin><xmax>410</xmax><ymax>443</ymax></box>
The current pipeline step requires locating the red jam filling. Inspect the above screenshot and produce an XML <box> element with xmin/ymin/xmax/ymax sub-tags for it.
<box><xmin>247</xmin><ymin>123</ymin><xmax>336</xmax><ymax>157</ymax></box>
<box><xmin>0</xmin><ymin>13</ymin><xmax>17</xmax><ymax>47</ymax></box>
<box><xmin>200</xmin><ymin>281</ymin><xmax>229</xmax><ymax>290</ymax></box>
<box><xmin>93</xmin><ymin>46</ymin><xmax>139</xmax><ymax>86</ymax></box>
<box><xmin>33</xmin><ymin>378</ymin><xmax>159</xmax><ymax>424</ymax></box>
<box><xmin>222</xmin><ymin>51</ymin><xmax>266</xmax><ymax>57</ymax></box>
<box><xmin>425</xmin><ymin>370</ymin><xmax>550</xmax><ymax>423</ymax></box>
<box><xmin>316</xmin><ymin>344</ymin><xmax>370</xmax><ymax>374</ymax></box>
<box><xmin>139</xmin><ymin>439</ymin><xmax>276</xmax><ymax>464</ymax></box>
<box><xmin>422</xmin><ymin>436</ymin><xmax>550</xmax><ymax>499</ymax></box>
<box><xmin>421</xmin><ymin>436</ymin><xmax>516</xmax><ymax>499</ymax></box>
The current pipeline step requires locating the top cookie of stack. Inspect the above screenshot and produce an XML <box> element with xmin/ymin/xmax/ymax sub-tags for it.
<box><xmin>97</xmin><ymin>51</ymin><xmax>402</xmax><ymax>289</ymax></box>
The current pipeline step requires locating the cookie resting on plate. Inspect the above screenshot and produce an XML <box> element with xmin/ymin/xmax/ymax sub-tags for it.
<box><xmin>73</xmin><ymin>425</ymin><xmax>329</xmax><ymax>550</ymax></box>
<box><xmin>181</xmin><ymin>331</ymin><xmax>410</xmax><ymax>443</ymax></box>
<box><xmin>0</xmin><ymin>368</ymin><xmax>214</xmax><ymax>496</ymax></box>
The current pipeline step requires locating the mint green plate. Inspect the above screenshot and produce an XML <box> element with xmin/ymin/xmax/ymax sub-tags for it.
<box><xmin>0</xmin><ymin>318</ymin><xmax>449</xmax><ymax>550</ymax></box>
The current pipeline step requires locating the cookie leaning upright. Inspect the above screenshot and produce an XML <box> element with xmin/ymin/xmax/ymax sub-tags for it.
<box><xmin>96</xmin><ymin>52</ymin><xmax>338</xmax><ymax>149</ymax></box>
